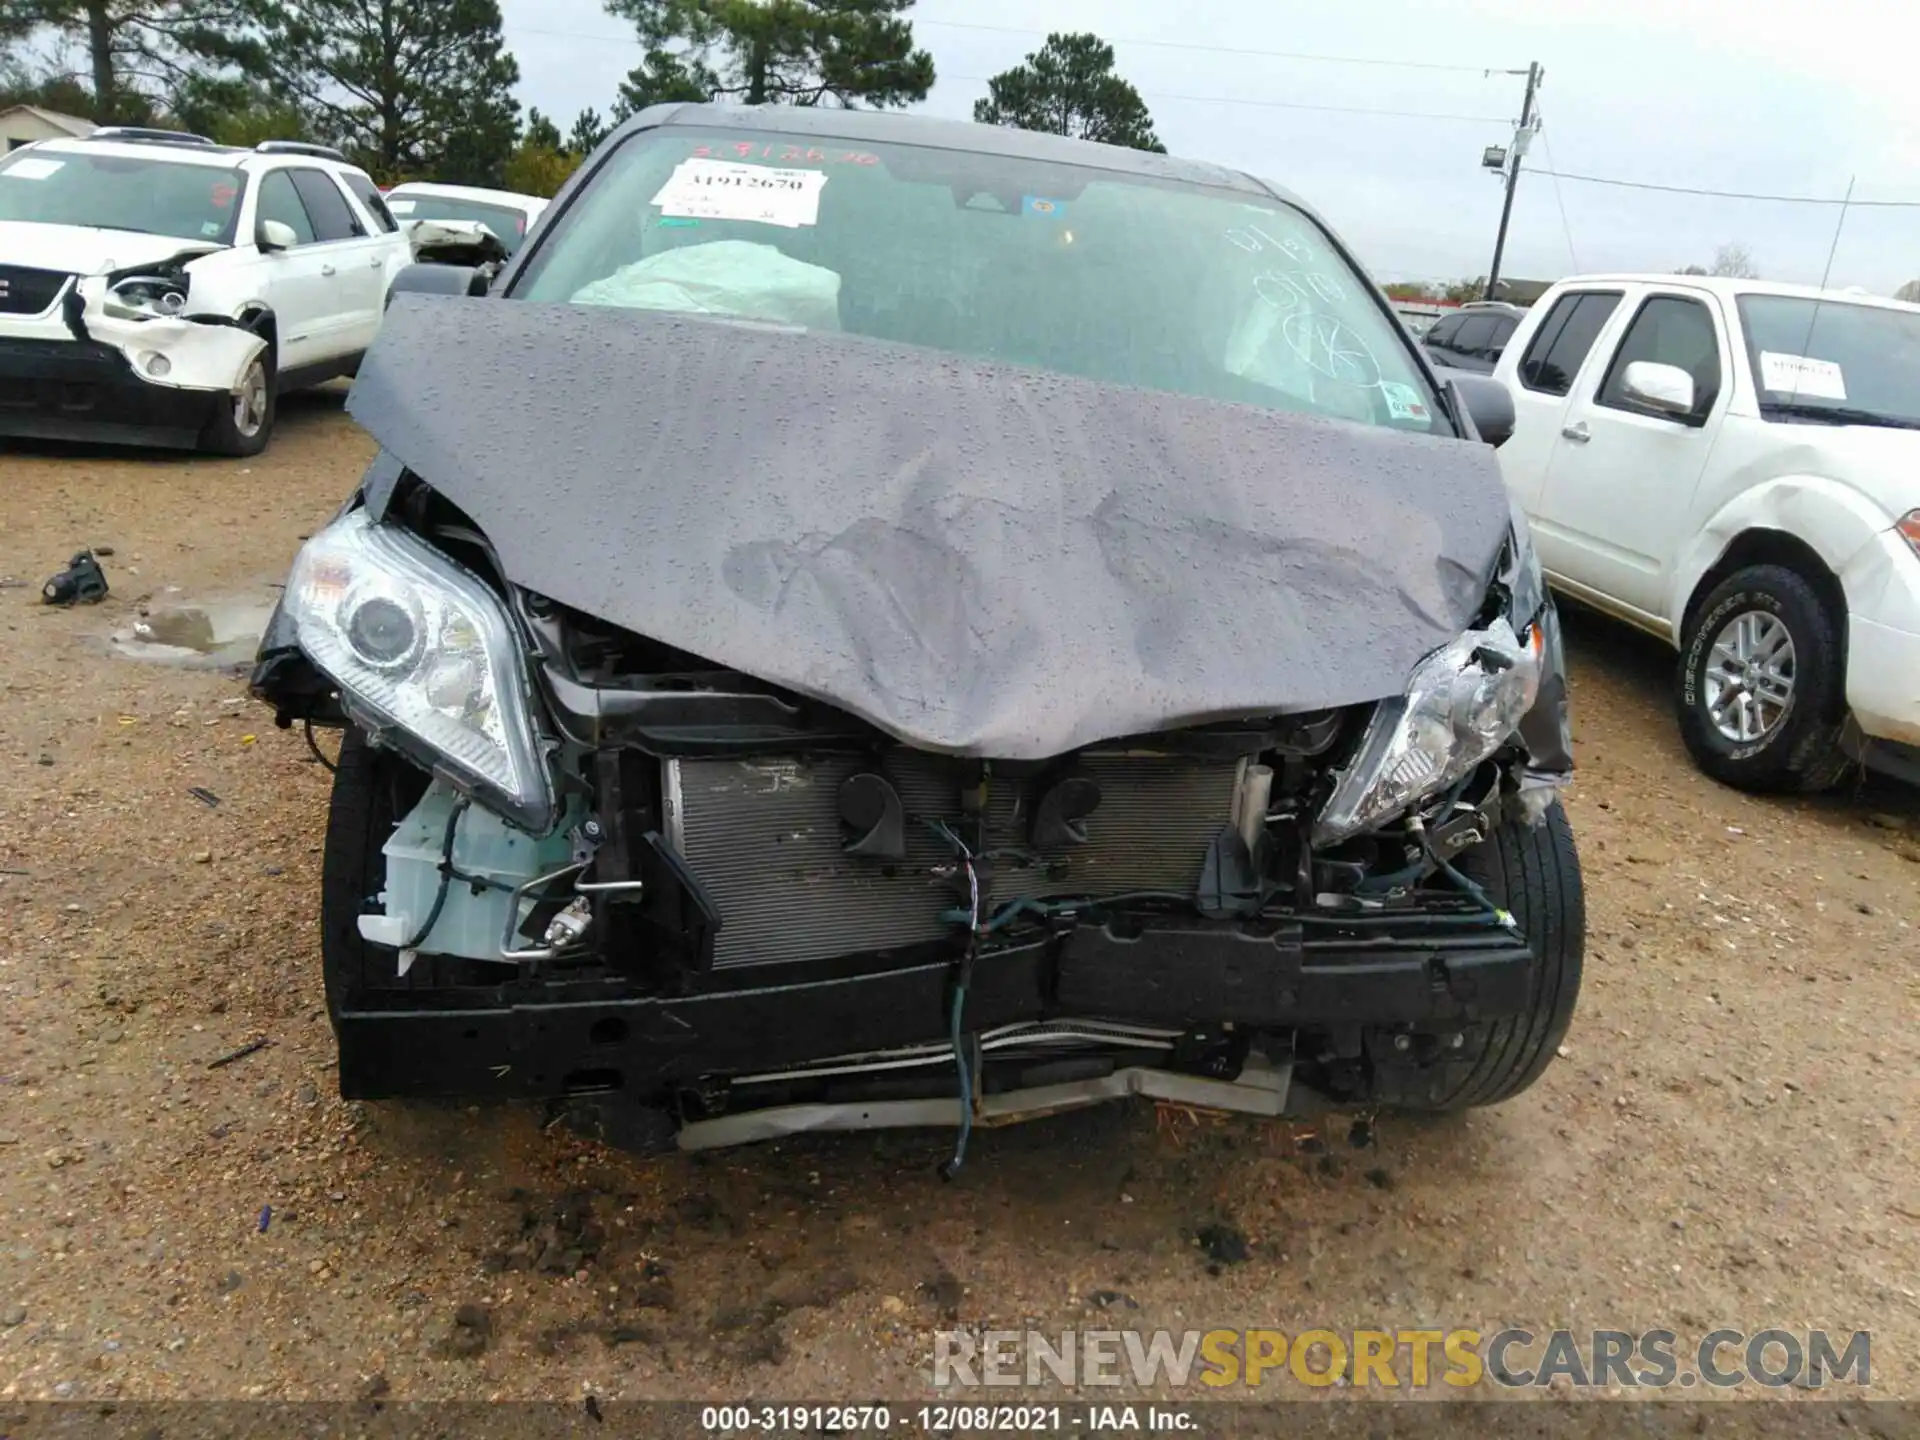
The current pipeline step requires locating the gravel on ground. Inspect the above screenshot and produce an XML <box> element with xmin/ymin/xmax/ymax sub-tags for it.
<box><xmin>1</xmin><ymin>394</ymin><xmax>1915</xmax><ymax>1405</ymax></box>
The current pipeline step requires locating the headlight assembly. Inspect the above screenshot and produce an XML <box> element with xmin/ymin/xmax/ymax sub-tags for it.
<box><xmin>1314</xmin><ymin>617</ymin><xmax>1543</xmax><ymax>846</ymax></box>
<box><xmin>102</xmin><ymin>273</ymin><xmax>191</xmax><ymax>321</ymax></box>
<box><xmin>285</xmin><ymin>508</ymin><xmax>552</xmax><ymax>827</ymax></box>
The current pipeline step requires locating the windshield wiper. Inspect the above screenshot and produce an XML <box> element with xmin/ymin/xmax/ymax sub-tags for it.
<box><xmin>1759</xmin><ymin>399</ymin><xmax>1920</xmax><ymax>431</ymax></box>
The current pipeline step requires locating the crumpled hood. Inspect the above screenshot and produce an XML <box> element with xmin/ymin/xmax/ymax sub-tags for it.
<box><xmin>404</xmin><ymin>218</ymin><xmax>509</xmax><ymax>267</ymax></box>
<box><xmin>350</xmin><ymin>296</ymin><xmax>1514</xmax><ymax>759</ymax></box>
<box><xmin>0</xmin><ymin>220</ymin><xmax>222</xmax><ymax>277</ymax></box>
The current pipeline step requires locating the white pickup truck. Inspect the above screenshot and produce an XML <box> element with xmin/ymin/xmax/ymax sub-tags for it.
<box><xmin>1489</xmin><ymin>274</ymin><xmax>1920</xmax><ymax>790</ymax></box>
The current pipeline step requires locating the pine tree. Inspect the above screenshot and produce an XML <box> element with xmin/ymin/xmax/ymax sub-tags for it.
<box><xmin>246</xmin><ymin>0</ymin><xmax>520</xmax><ymax>185</ymax></box>
<box><xmin>604</xmin><ymin>0</ymin><xmax>933</xmax><ymax>109</ymax></box>
<box><xmin>609</xmin><ymin>46</ymin><xmax>713</xmax><ymax>121</ymax></box>
<box><xmin>973</xmin><ymin>32</ymin><xmax>1163</xmax><ymax>152</ymax></box>
<box><xmin>0</xmin><ymin>0</ymin><xmax>259</xmax><ymax>123</ymax></box>
<box><xmin>567</xmin><ymin>106</ymin><xmax>608</xmax><ymax>154</ymax></box>
<box><xmin>523</xmin><ymin>106</ymin><xmax>562</xmax><ymax>151</ymax></box>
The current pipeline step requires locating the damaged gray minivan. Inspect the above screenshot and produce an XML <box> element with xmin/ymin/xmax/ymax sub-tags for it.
<box><xmin>252</xmin><ymin>105</ymin><xmax>1583</xmax><ymax>1158</ymax></box>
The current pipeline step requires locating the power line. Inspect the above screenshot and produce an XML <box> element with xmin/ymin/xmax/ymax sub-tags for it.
<box><xmin>914</xmin><ymin>17</ymin><xmax>1517</xmax><ymax>74</ymax></box>
<box><xmin>501</xmin><ymin>28</ymin><xmax>1513</xmax><ymax>123</ymax></box>
<box><xmin>1533</xmin><ymin>168</ymin><xmax>1920</xmax><ymax>208</ymax></box>
<box><xmin>505</xmin><ymin>17</ymin><xmax>1519</xmax><ymax>76</ymax></box>
<box><xmin>1534</xmin><ymin>111</ymin><xmax>1581</xmax><ymax>270</ymax></box>
<box><xmin>955</xmin><ymin>82</ymin><xmax>1509</xmax><ymax>122</ymax></box>
<box><xmin>508</xmin><ymin>23</ymin><xmax>650</xmax><ymax>45</ymax></box>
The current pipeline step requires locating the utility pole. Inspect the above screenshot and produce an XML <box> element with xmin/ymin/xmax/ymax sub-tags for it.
<box><xmin>1485</xmin><ymin>61</ymin><xmax>1541</xmax><ymax>302</ymax></box>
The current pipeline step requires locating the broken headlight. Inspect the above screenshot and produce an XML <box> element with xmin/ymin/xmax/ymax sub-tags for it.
<box><xmin>102</xmin><ymin>272</ymin><xmax>190</xmax><ymax>320</ymax></box>
<box><xmin>1314</xmin><ymin>617</ymin><xmax>1543</xmax><ymax>846</ymax></box>
<box><xmin>284</xmin><ymin>508</ymin><xmax>551</xmax><ymax>826</ymax></box>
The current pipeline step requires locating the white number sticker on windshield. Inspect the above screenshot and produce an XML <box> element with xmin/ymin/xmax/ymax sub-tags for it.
<box><xmin>3</xmin><ymin>157</ymin><xmax>63</xmax><ymax>180</ymax></box>
<box><xmin>649</xmin><ymin>158</ymin><xmax>828</xmax><ymax>228</ymax></box>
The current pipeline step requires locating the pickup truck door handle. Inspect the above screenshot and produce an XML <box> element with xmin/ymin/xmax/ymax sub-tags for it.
<box><xmin>368</xmin><ymin>255</ymin><xmax>384</xmax><ymax>267</ymax></box>
<box><xmin>320</xmin><ymin>263</ymin><xmax>336</xmax><ymax>277</ymax></box>
<box><xmin>1561</xmin><ymin>421</ymin><xmax>1591</xmax><ymax>443</ymax></box>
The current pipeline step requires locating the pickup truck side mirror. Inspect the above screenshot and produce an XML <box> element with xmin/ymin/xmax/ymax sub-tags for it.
<box><xmin>1448</xmin><ymin>374</ymin><xmax>1515</xmax><ymax>447</ymax></box>
<box><xmin>1619</xmin><ymin>361</ymin><xmax>1696</xmax><ymax>421</ymax></box>
<box><xmin>256</xmin><ymin>219</ymin><xmax>299</xmax><ymax>253</ymax></box>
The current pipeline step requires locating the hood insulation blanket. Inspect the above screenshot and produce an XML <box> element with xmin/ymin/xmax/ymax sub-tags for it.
<box><xmin>351</xmin><ymin>296</ymin><xmax>1512</xmax><ymax>759</ymax></box>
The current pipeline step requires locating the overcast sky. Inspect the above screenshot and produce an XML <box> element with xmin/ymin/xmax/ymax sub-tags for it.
<box><xmin>499</xmin><ymin>0</ymin><xmax>1920</xmax><ymax>292</ymax></box>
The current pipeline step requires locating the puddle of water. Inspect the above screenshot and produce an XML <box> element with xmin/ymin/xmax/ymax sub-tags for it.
<box><xmin>109</xmin><ymin>597</ymin><xmax>276</xmax><ymax>669</ymax></box>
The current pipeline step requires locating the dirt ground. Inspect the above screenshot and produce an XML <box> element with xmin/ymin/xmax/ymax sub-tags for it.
<box><xmin>1</xmin><ymin>391</ymin><xmax>1917</xmax><ymax>1412</ymax></box>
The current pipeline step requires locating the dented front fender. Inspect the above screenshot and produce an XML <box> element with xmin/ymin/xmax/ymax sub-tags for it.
<box><xmin>72</xmin><ymin>275</ymin><xmax>266</xmax><ymax>393</ymax></box>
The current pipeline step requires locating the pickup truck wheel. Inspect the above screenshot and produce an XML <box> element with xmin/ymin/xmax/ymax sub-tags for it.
<box><xmin>201</xmin><ymin>345</ymin><xmax>276</xmax><ymax>457</ymax></box>
<box><xmin>1677</xmin><ymin>565</ymin><xmax>1852</xmax><ymax>792</ymax></box>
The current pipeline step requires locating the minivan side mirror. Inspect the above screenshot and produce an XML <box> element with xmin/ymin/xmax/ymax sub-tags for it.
<box><xmin>1620</xmin><ymin>361</ymin><xmax>1696</xmax><ymax>421</ymax></box>
<box><xmin>256</xmin><ymin>219</ymin><xmax>299</xmax><ymax>253</ymax></box>
<box><xmin>1448</xmin><ymin>374</ymin><xmax>1516</xmax><ymax>447</ymax></box>
<box><xmin>384</xmin><ymin>262</ymin><xmax>492</xmax><ymax>310</ymax></box>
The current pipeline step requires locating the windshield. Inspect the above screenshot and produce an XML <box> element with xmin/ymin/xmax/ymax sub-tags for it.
<box><xmin>0</xmin><ymin>149</ymin><xmax>244</xmax><ymax>245</ymax></box>
<box><xmin>1737</xmin><ymin>294</ymin><xmax>1920</xmax><ymax>428</ymax></box>
<box><xmin>389</xmin><ymin>194</ymin><xmax>531</xmax><ymax>253</ymax></box>
<box><xmin>512</xmin><ymin>130</ymin><xmax>1445</xmax><ymax>435</ymax></box>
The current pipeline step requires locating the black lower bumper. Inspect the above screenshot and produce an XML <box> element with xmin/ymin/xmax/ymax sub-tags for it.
<box><xmin>0</xmin><ymin>336</ymin><xmax>220</xmax><ymax>447</ymax></box>
<box><xmin>335</xmin><ymin>914</ymin><xmax>1538</xmax><ymax>1101</ymax></box>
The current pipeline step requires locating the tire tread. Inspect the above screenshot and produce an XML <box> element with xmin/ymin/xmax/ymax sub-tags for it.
<box><xmin>1435</xmin><ymin>802</ymin><xmax>1585</xmax><ymax>1108</ymax></box>
<box><xmin>1677</xmin><ymin>564</ymin><xmax>1852</xmax><ymax>794</ymax></box>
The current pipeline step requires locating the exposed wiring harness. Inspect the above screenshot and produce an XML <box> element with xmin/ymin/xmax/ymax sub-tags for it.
<box><xmin>396</xmin><ymin>793</ymin><xmax>521</xmax><ymax>954</ymax></box>
<box><xmin>304</xmin><ymin>720</ymin><xmax>337</xmax><ymax>773</ymax></box>
<box><xmin>1408</xmin><ymin>814</ymin><xmax>1517</xmax><ymax>933</ymax></box>
<box><xmin>940</xmin><ymin>889</ymin><xmax>1194</xmax><ymax>933</ymax></box>
<box><xmin>1355</xmin><ymin>775</ymin><xmax>1477</xmax><ymax>898</ymax></box>
<box><xmin>400</xmin><ymin>795</ymin><xmax>472</xmax><ymax>951</ymax></box>
<box><xmin>937</xmin><ymin>831</ymin><xmax>982</xmax><ymax>1182</ymax></box>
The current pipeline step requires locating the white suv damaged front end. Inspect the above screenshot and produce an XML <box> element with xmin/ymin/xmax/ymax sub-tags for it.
<box><xmin>77</xmin><ymin>253</ymin><xmax>267</xmax><ymax>387</ymax></box>
<box><xmin>0</xmin><ymin>242</ymin><xmax>264</xmax><ymax>449</ymax></box>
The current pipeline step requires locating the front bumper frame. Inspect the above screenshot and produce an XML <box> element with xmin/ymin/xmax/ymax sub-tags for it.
<box><xmin>0</xmin><ymin>280</ymin><xmax>264</xmax><ymax>448</ymax></box>
<box><xmin>333</xmin><ymin>911</ymin><xmax>1537</xmax><ymax>1101</ymax></box>
<box><xmin>0</xmin><ymin>335</ymin><xmax>226</xmax><ymax>448</ymax></box>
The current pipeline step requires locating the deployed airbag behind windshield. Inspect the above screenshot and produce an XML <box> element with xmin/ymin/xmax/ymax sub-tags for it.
<box><xmin>351</xmin><ymin>296</ymin><xmax>1513</xmax><ymax>759</ymax></box>
<box><xmin>571</xmin><ymin>239</ymin><xmax>842</xmax><ymax>329</ymax></box>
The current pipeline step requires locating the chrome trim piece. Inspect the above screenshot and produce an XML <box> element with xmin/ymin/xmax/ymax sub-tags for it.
<box><xmin>675</xmin><ymin>1057</ymin><xmax>1294</xmax><ymax>1150</ymax></box>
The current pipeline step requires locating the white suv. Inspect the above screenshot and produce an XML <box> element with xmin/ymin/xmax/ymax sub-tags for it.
<box><xmin>1491</xmin><ymin>274</ymin><xmax>1920</xmax><ymax>790</ymax></box>
<box><xmin>0</xmin><ymin>127</ymin><xmax>415</xmax><ymax>455</ymax></box>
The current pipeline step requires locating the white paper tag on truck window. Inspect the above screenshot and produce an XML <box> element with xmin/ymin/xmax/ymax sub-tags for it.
<box><xmin>1759</xmin><ymin>350</ymin><xmax>1847</xmax><ymax>400</ymax></box>
<box><xmin>650</xmin><ymin>158</ymin><xmax>828</xmax><ymax>228</ymax></box>
<box><xmin>3</xmin><ymin>157</ymin><xmax>64</xmax><ymax>180</ymax></box>
<box><xmin>386</xmin><ymin>198</ymin><xmax>416</xmax><ymax>214</ymax></box>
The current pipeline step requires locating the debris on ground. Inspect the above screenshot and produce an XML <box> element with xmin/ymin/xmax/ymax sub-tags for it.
<box><xmin>2</xmin><ymin>409</ymin><xmax>1916</xmax><ymax>1401</ymax></box>
<box><xmin>40</xmin><ymin>551</ymin><xmax>108</xmax><ymax>606</ymax></box>
<box><xmin>1195</xmin><ymin>1222</ymin><xmax>1250</xmax><ymax>1268</ymax></box>
<box><xmin>207</xmin><ymin>1039</ymin><xmax>272</xmax><ymax>1070</ymax></box>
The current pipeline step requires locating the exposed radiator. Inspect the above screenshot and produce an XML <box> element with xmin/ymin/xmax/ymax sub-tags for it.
<box><xmin>669</xmin><ymin>751</ymin><xmax>1241</xmax><ymax>970</ymax></box>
